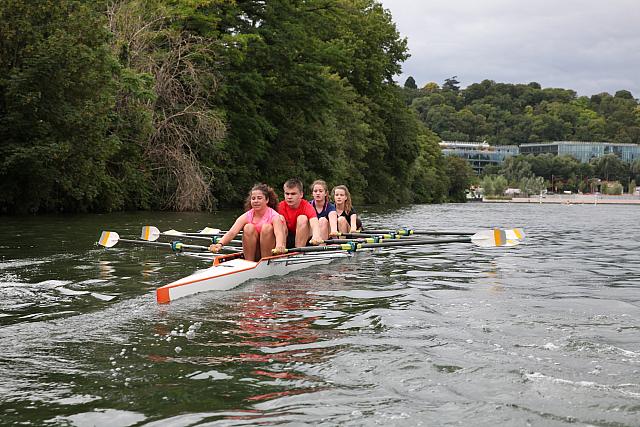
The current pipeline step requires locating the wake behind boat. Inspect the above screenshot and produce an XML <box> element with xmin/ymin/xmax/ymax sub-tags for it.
<box><xmin>97</xmin><ymin>226</ymin><xmax>525</xmax><ymax>303</ymax></box>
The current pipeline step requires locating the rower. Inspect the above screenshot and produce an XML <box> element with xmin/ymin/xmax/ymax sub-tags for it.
<box><xmin>209</xmin><ymin>184</ymin><xmax>286</xmax><ymax>261</ymax></box>
<box><xmin>277</xmin><ymin>178</ymin><xmax>323</xmax><ymax>250</ymax></box>
<box><xmin>310</xmin><ymin>180</ymin><xmax>338</xmax><ymax>240</ymax></box>
<box><xmin>332</xmin><ymin>184</ymin><xmax>363</xmax><ymax>234</ymax></box>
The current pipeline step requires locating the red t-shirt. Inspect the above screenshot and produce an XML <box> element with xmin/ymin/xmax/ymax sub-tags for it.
<box><xmin>277</xmin><ymin>199</ymin><xmax>316</xmax><ymax>233</ymax></box>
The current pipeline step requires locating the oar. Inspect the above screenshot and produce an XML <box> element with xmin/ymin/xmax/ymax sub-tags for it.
<box><xmin>141</xmin><ymin>226</ymin><xmax>243</xmax><ymax>246</ymax></box>
<box><xmin>362</xmin><ymin>227</ymin><xmax>526</xmax><ymax>240</ymax></box>
<box><xmin>276</xmin><ymin>229</ymin><xmax>522</xmax><ymax>254</ymax></box>
<box><xmin>322</xmin><ymin>236</ymin><xmax>405</xmax><ymax>244</ymax></box>
<box><xmin>98</xmin><ymin>231</ymin><xmax>240</xmax><ymax>253</ymax></box>
<box><xmin>335</xmin><ymin>232</ymin><xmax>407</xmax><ymax>239</ymax></box>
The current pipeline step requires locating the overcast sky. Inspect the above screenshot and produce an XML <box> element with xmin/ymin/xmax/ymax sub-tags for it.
<box><xmin>379</xmin><ymin>0</ymin><xmax>640</xmax><ymax>98</ymax></box>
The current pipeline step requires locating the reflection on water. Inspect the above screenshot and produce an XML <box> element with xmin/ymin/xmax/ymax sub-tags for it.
<box><xmin>1</xmin><ymin>205</ymin><xmax>640</xmax><ymax>425</ymax></box>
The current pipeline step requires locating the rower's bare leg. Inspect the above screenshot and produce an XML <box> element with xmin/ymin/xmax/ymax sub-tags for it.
<box><xmin>242</xmin><ymin>223</ymin><xmax>259</xmax><ymax>261</ymax></box>
<box><xmin>328</xmin><ymin>211</ymin><xmax>338</xmax><ymax>236</ymax></box>
<box><xmin>295</xmin><ymin>215</ymin><xmax>311</xmax><ymax>247</ymax></box>
<box><xmin>273</xmin><ymin>216</ymin><xmax>286</xmax><ymax>248</ymax></box>
<box><xmin>317</xmin><ymin>217</ymin><xmax>329</xmax><ymax>241</ymax></box>
<box><xmin>259</xmin><ymin>223</ymin><xmax>276</xmax><ymax>258</ymax></box>
<box><xmin>337</xmin><ymin>216</ymin><xmax>349</xmax><ymax>234</ymax></box>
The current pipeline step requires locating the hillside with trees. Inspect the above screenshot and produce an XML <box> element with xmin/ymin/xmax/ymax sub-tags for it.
<box><xmin>403</xmin><ymin>77</ymin><xmax>640</xmax><ymax>146</ymax></box>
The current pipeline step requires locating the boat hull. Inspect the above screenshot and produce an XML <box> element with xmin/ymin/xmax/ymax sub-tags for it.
<box><xmin>156</xmin><ymin>251</ymin><xmax>351</xmax><ymax>303</ymax></box>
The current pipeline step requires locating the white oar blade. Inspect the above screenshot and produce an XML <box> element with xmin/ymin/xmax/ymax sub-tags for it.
<box><xmin>471</xmin><ymin>229</ymin><xmax>522</xmax><ymax>248</ymax></box>
<box><xmin>506</xmin><ymin>228</ymin><xmax>526</xmax><ymax>240</ymax></box>
<box><xmin>199</xmin><ymin>227</ymin><xmax>222</xmax><ymax>235</ymax></box>
<box><xmin>141</xmin><ymin>226</ymin><xmax>161</xmax><ymax>242</ymax></box>
<box><xmin>98</xmin><ymin>231</ymin><xmax>120</xmax><ymax>248</ymax></box>
<box><xmin>163</xmin><ymin>229</ymin><xmax>185</xmax><ymax>236</ymax></box>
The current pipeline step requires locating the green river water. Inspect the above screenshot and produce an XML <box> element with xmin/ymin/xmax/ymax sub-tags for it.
<box><xmin>1</xmin><ymin>204</ymin><xmax>639</xmax><ymax>426</ymax></box>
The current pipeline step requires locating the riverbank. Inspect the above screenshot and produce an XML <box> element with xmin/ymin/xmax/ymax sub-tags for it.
<box><xmin>483</xmin><ymin>194</ymin><xmax>640</xmax><ymax>204</ymax></box>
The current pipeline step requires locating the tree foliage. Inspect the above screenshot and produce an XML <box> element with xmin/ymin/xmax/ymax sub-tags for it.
<box><xmin>405</xmin><ymin>79</ymin><xmax>640</xmax><ymax>146</ymax></box>
<box><xmin>1</xmin><ymin>0</ymin><xmax>456</xmax><ymax>213</ymax></box>
<box><xmin>0</xmin><ymin>0</ymin><xmax>121</xmax><ymax>213</ymax></box>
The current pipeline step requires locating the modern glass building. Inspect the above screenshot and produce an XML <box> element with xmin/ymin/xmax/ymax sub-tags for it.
<box><xmin>440</xmin><ymin>141</ymin><xmax>519</xmax><ymax>174</ymax></box>
<box><xmin>519</xmin><ymin>141</ymin><xmax>640</xmax><ymax>163</ymax></box>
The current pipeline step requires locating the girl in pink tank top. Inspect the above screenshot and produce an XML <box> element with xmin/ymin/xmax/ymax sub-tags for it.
<box><xmin>208</xmin><ymin>184</ymin><xmax>285</xmax><ymax>261</ymax></box>
<box><xmin>245</xmin><ymin>207</ymin><xmax>279</xmax><ymax>234</ymax></box>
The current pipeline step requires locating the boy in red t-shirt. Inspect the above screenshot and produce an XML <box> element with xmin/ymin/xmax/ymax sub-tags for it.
<box><xmin>277</xmin><ymin>178</ymin><xmax>323</xmax><ymax>249</ymax></box>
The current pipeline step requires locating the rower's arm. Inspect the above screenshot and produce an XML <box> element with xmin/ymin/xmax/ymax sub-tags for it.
<box><xmin>215</xmin><ymin>215</ymin><xmax>246</xmax><ymax>247</ymax></box>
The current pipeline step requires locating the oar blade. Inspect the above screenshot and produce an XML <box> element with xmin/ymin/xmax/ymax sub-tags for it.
<box><xmin>199</xmin><ymin>227</ymin><xmax>222</xmax><ymax>235</ymax></box>
<box><xmin>506</xmin><ymin>228</ymin><xmax>526</xmax><ymax>240</ymax></box>
<box><xmin>471</xmin><ymin>229</ymin><xmax>522</xmax><ymax>247</ymax></box>
<box><xmin>141</xmin><ymin>226</ymin><xmax>161</xmax><ymax>242</ymax></box>
<box><xmin>163</xmin><ymin>229</ymin><xmax>185</xmax><ymax>236</ymax></box>
<box><xmin>98</xmin><ymin>231</ymin><xmax>120</xmax><ymax>248</ymax></box>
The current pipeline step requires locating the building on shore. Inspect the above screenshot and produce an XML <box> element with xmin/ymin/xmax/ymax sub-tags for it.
<box><xmin>519</xmin><ymin>141</ymin><xmax>640</xmax><ymax>163</ymax></box>
<box><xmin>441</xmin><ymin>140</ymin><xmax>640</xmax><ymax>173</ymax></box>
<box><xmin>439</xmin><ymin>141</ymin><xmax>519</xmax><ymax>174</ymax></box>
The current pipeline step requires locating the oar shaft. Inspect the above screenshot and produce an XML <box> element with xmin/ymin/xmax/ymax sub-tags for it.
<box><xmin>288</xmin><ymin>237</ymin><xmax>472</xmax><ymax>253</ymax></box>
<box><xmin>364</xmin><ymin>228</ymin><xmax>474</xmax><ymax>236</ymax></box>
<box><xmin>118</xmin><ymin>238</ymin><xmax>211</xmax><ymax>252</ymax></box>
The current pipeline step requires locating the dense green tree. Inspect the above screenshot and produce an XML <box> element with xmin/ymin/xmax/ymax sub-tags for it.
<box><xmin>444</xmin><ymin>156</ymin><xmax>474</xmax><ymax>201</ymax></box>
<box><xmin>500</xmin><ymin>156</ymin><xmax>533</xmax><ymax>185</ymax></box>
<box><xmin>210</xmin><ymin>0</ymin><xmax>437</xmax><ymax>205</ymax></box>
<box><xmin>409</xmin><ymin>131</ymin><xmax>448</xmax><ymax>203</ymax></box>
<box><xmin>591</xmin><ymin>153</ymin><xmax>628</xmax><ymax>182</ymax></box>
<box><xmin>404</xmin><ymin>76</ymin><xmax>417</xmax><ymax>89</ymax></box>
<box><xmin>0</xmin><ymin>0</ymin><xmax>120</xmax><ymax>213</ymax></box>
<box><xmin>443</xmin><ymin>76</ymin><xmax>460</xmax><ymax>92</ymax></box>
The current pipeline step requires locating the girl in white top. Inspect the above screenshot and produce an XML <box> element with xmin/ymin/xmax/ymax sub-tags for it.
<box><xmin>332</xmin><ymin>185</ymin><xmax>362</xmax><ymax>234</ymax></box>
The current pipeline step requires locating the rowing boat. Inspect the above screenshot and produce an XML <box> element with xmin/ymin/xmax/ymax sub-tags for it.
<box><xmin>98</xmin><ymin>226</ymin><xmax>525</xmax><ymax>304</ymax></box>
<box><xmin>156</xmin><ymin>251</ymin><xmax>352</xmax><ymax>303</ymax></box>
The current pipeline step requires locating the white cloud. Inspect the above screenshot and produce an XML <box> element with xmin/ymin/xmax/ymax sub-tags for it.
<box><xmin>380</xmin><ymin>0</ymin><xmax>640</xmax><ymax>97</ymax></box>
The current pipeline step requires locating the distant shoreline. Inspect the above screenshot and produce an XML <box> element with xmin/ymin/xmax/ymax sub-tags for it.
<box><xmin>482</xmin><ymin>194</ymin><xmax>640</xmax><ymax>205</ymax></box>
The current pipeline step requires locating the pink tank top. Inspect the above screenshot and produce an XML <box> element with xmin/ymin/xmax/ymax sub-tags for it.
<box><xmin>245</xmin><ymin>207</ymin><xmax>279</xmax><ymax>234</ymax></box>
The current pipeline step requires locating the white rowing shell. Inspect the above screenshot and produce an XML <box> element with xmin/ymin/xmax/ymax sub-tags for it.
<box><xmin>156</xmin><ymin>251</ymin><xmax>352</xmax><ymax>303</ymax></box>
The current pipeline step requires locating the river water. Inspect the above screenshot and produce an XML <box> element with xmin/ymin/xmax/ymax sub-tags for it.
<box><xmin>1</xmin><ymin>204</ymin><xmax>639</xmax><ymax>426</ymax></box>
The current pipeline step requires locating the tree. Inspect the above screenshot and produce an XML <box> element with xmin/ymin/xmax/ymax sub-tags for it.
<box><xmin>500</xmin><ymin>156</ymin><xmax>533</xmax><ymax>185</ymax></box>
<box><xmin>519</xmin><ymin>176</ymin><xmax>545</xmax><ymax>196</ymax></box>
<box><xmin>480</xmin><ymin>176</ymin><xmax>495</xmax><ymax>196</ymax></box>
<box><xmin>493</xmin><ymin>175</ymin><xmax>508</xmax><ymax>196</ymax></box>
<box><xmin>444</xmin><ymin>156</ymin><xmax>474</xmax><ymax>202</ymax></box>
<box><xmin>443</xmin><ymin>76</ymin><xmax>460</xmax><ymax>92</ymax></box>
<box><xmin>404</xmin><ymin>76</ymin><xmax>417</xmax><ymax>89</ymax></box>
<box><xmin>106</xmin><ymin>0</ymin><xmax>226</xmax><ymax>211</ymax></box>
<box><xmin>591</xmin><ymin>154</ymin><xmax>627</xmax><ymax>182</ymax></box>
<box><xmin>0</xmin><ymin>0</ymin><xmax>121</xmax><ymax>213</ymax></box>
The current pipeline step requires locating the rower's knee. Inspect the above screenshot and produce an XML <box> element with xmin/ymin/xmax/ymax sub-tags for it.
<box><xmin>260</xmin><ymin>223</ymin><xmax>273</xmax><ymax>236</ymax></box>
<box><xmin>243</xmin><ymin>223</ymin><xmax>257</xmax><ymax>236</ymax></box>
<box><xmin>296</xmin><ymin>215</ymin><xmax>309</xmax><ymax>231</ymax></box>
<box><xmin>337</xmin><ymin>217</ymin><xmax>347</xmax><ymax>227</ymax></box>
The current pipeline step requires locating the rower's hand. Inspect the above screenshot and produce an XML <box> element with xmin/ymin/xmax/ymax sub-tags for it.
<box><xmin>209</xmin><ymin>243</ymin><xmax>223</xmax><ymax>253</ymax></box>
<box><xmin>329</xmin><ymin>231</ymin><xmax>340</xmax><ymax>238</ymax></box>
<box><xmin>349</xmin><ymin>228</ymin><xmax>359</xmax><ymax>234</ymax></box>
<box><xmin>309</xmin><ymin>238</ymin><xmax>324</xmax><ymax>246</ymax></box>
<box><xmin>272</xmin><ymin>246</ymin><xmax>287</xmax><ymax>255</ymax></box>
